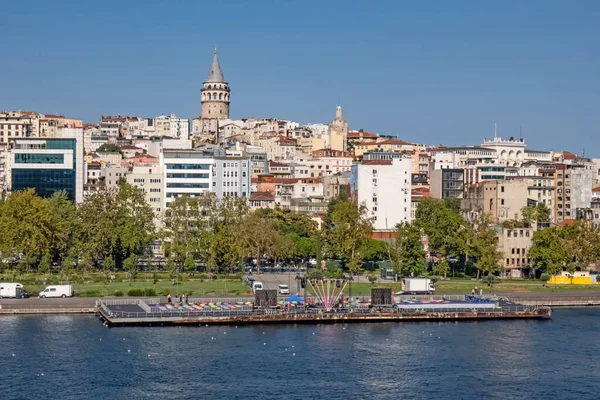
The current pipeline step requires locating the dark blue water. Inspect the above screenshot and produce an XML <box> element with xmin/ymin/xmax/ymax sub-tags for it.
<box><xmin>0</xmin><ymin>309</ymin><xmax>599</xmax><ymax>399</ymax></box>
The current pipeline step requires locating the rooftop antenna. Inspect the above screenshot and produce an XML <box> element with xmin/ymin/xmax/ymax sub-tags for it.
<box><xmin>494</xmin><ymin>122</ymin><xmax>497</xmax><ymax>139</ymax></box>
<box><xmin>519</xmin><ymin>124</ymin><xmax>523</xmax><ymax>140</ymax></box>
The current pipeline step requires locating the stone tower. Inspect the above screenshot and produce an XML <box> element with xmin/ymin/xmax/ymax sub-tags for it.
<box><xmin>201</xmin><ymin>48</ymin><xmax>230</xmax><ymax>119</ymax></box>
<box><xmin>328</xmin><ymin>105</ymin><xmax>349</xmax><ymax>152</ymax></box>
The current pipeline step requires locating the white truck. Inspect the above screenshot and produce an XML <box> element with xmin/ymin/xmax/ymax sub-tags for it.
<box><xmin>403</xmin><ymin>278</ymin><xmax>435</xmax><ymax>295</ymax></box>
<box><xmin>0</xmin><ymin>283</ymin><xmax>24</xmax><ymax>298</ymax></box>
<box><xmin>39</xmin><ymin>285</ymin><xmax>74</xmax><ymax>298</ymax></box>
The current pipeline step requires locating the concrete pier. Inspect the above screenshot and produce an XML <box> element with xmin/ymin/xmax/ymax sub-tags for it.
<box><xmin>96</xmin><ymin>299</ymin><xmax>551</xmax><ymax>327</ymax></box>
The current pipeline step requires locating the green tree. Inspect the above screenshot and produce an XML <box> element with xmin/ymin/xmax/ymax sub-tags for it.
<box><xmin>324</xmin><ymin>199</ymin><xmax>372</xmax><ymax>277</ymax></box>
<box><xmin>362</xmin><ymin>239</ymin><xmax>389</xmax><ymax>261</ymax></box>
<box><xmin>395</xmin><ymin>222</ymin><xmax>426</xmax><ymax>277</ymax></box>
<box><xmin>432</xmin><ymin>260</ymin><xmax>450</xmax><ymax>278</ymax></box>
<box><xmin>123</xmin><ymin>254</ymin><xmax>140</xmax><ymax>281</ymax></box>
<box><xmin>208</xmin><ymin>195</ymin><xmax>249</xmax><ymax>272</ymax></box>
<box><xmin>521</xmin><ymin>203</ymin><xmax>552</xmax><ymax>230</ymax></box>
<box><xmin>38</xmin><ymin>252</ymin><xmax>52</xmax><ymax>275</ymax></box>
<box><xmin>103</xmin><ymin>255</ymin><xmax>115</xmax><ymax>281</ymax></box>
<box><xmin>471</xmin><ymin>213</ymin><xmax>502</xmax><ymax>278</ymax></box>
<box><xmin>443</xmin><ymin>198</ymin><xmax>461</xmax><ymax>214</ymax></box>
<box><xmin>96</xmin><ymin>143</ymin><xmax>122</xmax><ymax>154</ymax></box>
<box><xmin>528</xmin><ymin>226</ymin><xmax>567</xmax><ymax>276</ymax></box>
<box><xmin>73</xmin><ymin>182</ymin><xmax>155</xmax><ymax>268</ymax></box>
<box><xmin>559</xmin><ymin>221</ymin><xmax>600</xmax><ymax>271</ymax></box>
<box><xmin>0</xmin><ymin>189</ymin><xmax>57</xmax><ymax>260</ymax></box>
<box><xmin>415</xmin><ymin>198</ymin><xmax>471</xmax><ymax>263</ymax></box>
<box><xmin>162</xmin><ymin>196</ymin><xmax>212</xmax><ymax>272</ymax></box>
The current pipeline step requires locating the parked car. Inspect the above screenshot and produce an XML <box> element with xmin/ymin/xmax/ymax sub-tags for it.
<box><xmin>278</xmin><ymin>284</ymin><xmax>290</xmax><ymax>295</ymax></box>
<box><xmin>19</xmin><ymin>290</ymin><xmax>30</xmax><ymax>298</ymax></box>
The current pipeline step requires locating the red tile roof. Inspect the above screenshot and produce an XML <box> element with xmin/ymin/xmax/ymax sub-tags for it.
<box><xmin>558</xmin><ymin>219</ymin><xmax>576</xmax><ymax>227</ymax></box>
<box><xmin>348</xmin><ymin>131</ymin><xmax>378</xmax><ymax>138</ymax></box>
<box><xmin>250</xmin><ymin>191</ymin><xmax>275</xmax><ymax>201</ymax></box>
<box><xmin>562</xmin><ymin>152</ymin><xmax>577</xmax><ymax>160</ymax></box>
<box><xmin>378</xmin><ymin>139</ymin><xmax>412</xmax><ymax>146</ymax></box>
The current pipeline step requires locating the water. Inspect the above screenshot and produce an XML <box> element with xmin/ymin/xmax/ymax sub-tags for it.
<box><xmin>0</xmin><ymin>309</ymin><xmax>599</xmax><ymax>399</ymax></box>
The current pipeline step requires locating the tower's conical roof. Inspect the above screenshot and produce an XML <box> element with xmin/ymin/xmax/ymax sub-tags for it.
<box><xmin>206</xmin><ymin>48</ymin><xmax>225</xmax><ymax>83</ymax></box>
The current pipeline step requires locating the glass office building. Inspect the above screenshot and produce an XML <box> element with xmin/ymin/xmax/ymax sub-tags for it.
<box><xmin>10</xmin><ymin>133</ymin><xmax>84</xmax><ymax>202</ymax></box>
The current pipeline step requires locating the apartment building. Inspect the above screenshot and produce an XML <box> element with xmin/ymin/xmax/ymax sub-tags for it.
<box><xmin>357</xmin><ymin>157</ymin><xmax>413</xmax><ymax>230</ymax></box>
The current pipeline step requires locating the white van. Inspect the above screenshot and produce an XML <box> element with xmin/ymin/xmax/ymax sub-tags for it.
<box><xmin>278</xmin><ymin>284</ymin><xmax>290</xmax><ymax>295</ymax></box>
<box><xmin>252</xmin><ymin>281</ymin><xmax>263</xmax><ymax>294</ymax></box>
<box><xmin>39</xmin><ymin>285</ymin><xmax>74</xmax><ymax>298</ymax></box>
<box><xmin>0</xmin><ymin>283</ymin><xmax>24</xmax><ymax>298</ymax></box>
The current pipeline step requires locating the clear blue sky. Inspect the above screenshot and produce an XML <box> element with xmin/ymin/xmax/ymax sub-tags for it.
<box><xmin>1</xmin><ymin>0</ymin><xmax>599</xmax><ymax>154</ymax></box>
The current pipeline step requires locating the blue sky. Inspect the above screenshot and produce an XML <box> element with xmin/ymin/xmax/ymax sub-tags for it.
<box><xmin>1</xmin><ymin>0</ymin><xmax>598</xmax><ymax>154</ymax></box>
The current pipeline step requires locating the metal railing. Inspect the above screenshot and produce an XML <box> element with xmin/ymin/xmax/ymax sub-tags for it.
<box><xmin>101</xmin><ymin>298</ymin><xmax>159</xmax><ymax>306</ymax></box>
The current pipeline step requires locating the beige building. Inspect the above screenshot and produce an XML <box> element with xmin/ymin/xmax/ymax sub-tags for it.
<box><xmin>0</xmin><ymin>142</ymin><xmax>7</xmax><ymax>196</ymax></box>
<box><xmin>39</xmin><ymin>115</ymin><xmax>83</xmax><ymax>138</ymax></box>
<box><xmin>497</xmin><ymin>226</ymin><xmax>534</xmax><ymax>278</ymax></box>
<box><xmin>0</xmin><ymin>111</ymin><xmax>36</xmax><ymax>144</ymax></box>
<box><xmin>257</xmin><ymin>135</ymin><xmax>297</xmax><ymax>161</ymax></box>
<box><xmin>462</xmin><ymin>179</ymin><xmax>528</xmax><ymax>223</ymax></box>
<box><xmin>322</xmin><ymin>173</ymin><xmax>350</xmax><ymax>201</ymax></box>
<box><xmin>508</xmin><ymin>176</ymin><xmax>555</xmax><ymax>222</ymax></box>
<box><xmin>126</xmin><ymin>162</ymin><xmax>164</xmax><ymax>219</ymax></box>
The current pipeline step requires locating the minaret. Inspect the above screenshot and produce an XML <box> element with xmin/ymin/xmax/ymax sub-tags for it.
<box><xmin>201</xmin><ymin>48</ymin><xmax>230</xmax><ymax>119</ymax></box>
<box><xmin>328</xmin><ymin>105</ymin><xmax>349</xmax><ymax>152</ymax></box>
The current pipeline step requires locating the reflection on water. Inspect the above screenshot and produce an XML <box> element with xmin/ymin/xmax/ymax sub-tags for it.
<box><xmin>0</xmin><ymin>310</ymin><xmax>598</xmax><ymax>399</ymax></box>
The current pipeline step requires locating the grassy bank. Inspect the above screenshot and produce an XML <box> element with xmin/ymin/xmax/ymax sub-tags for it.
<box><xmin>0</xmin><ymin>272</ymin><xmax>249</xmax><ymax>297</ymax></box>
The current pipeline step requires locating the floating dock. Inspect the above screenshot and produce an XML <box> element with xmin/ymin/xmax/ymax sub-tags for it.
<box><xmin>97</xmin><ymin>298</ymin><xmax>551</xmax><ymax>327</ymax></box>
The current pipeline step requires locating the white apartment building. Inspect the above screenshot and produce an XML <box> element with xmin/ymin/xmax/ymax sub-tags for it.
<box><xmin>160</xmin><ymin>148</ymin><xmax>250</xmax><ymax>209</ymax></box>
<box><xmin>296</xmin><ymin>156</ymin><xmax>353</xmax><ymax>178</ymax></box>
<box><xmin>160</xmin><ymin>149</ymin><xmax>214</xmax><ymax>209</ymax></box>
<box><xmin>358</xmin><ymin>157</ymin><xmax>413</xmax><ymax>230</ymax></box>
<box><xmin>213</xmin><ymin>156</ymin><xmax>251</xmax><ymax>198</ymax></box>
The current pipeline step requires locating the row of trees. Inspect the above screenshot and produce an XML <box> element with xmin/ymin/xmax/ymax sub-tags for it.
<box><xmin>161</xmin><ymin>195</ymin><xmax>320</xmax><ymax>273</ymax></box>
<box><xmin>529</xmin><ymin>221</ymin><xmax>600</xmax><ymax>276</ymax></box>
<box><xmin>2</xmin><ymin>181</ymin><xmax>594</xmax><ymax>279</ymax></box>
<box><xmin>0</xmin><ymin>182</ymin><xmax>155</xmax><ymax>275</ymax></box>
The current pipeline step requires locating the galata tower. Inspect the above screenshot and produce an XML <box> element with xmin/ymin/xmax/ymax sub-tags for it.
<box><xmin>201</xmin><ymin>48</ymin><xmax>230</xmax><ymax>119</ymax></box>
